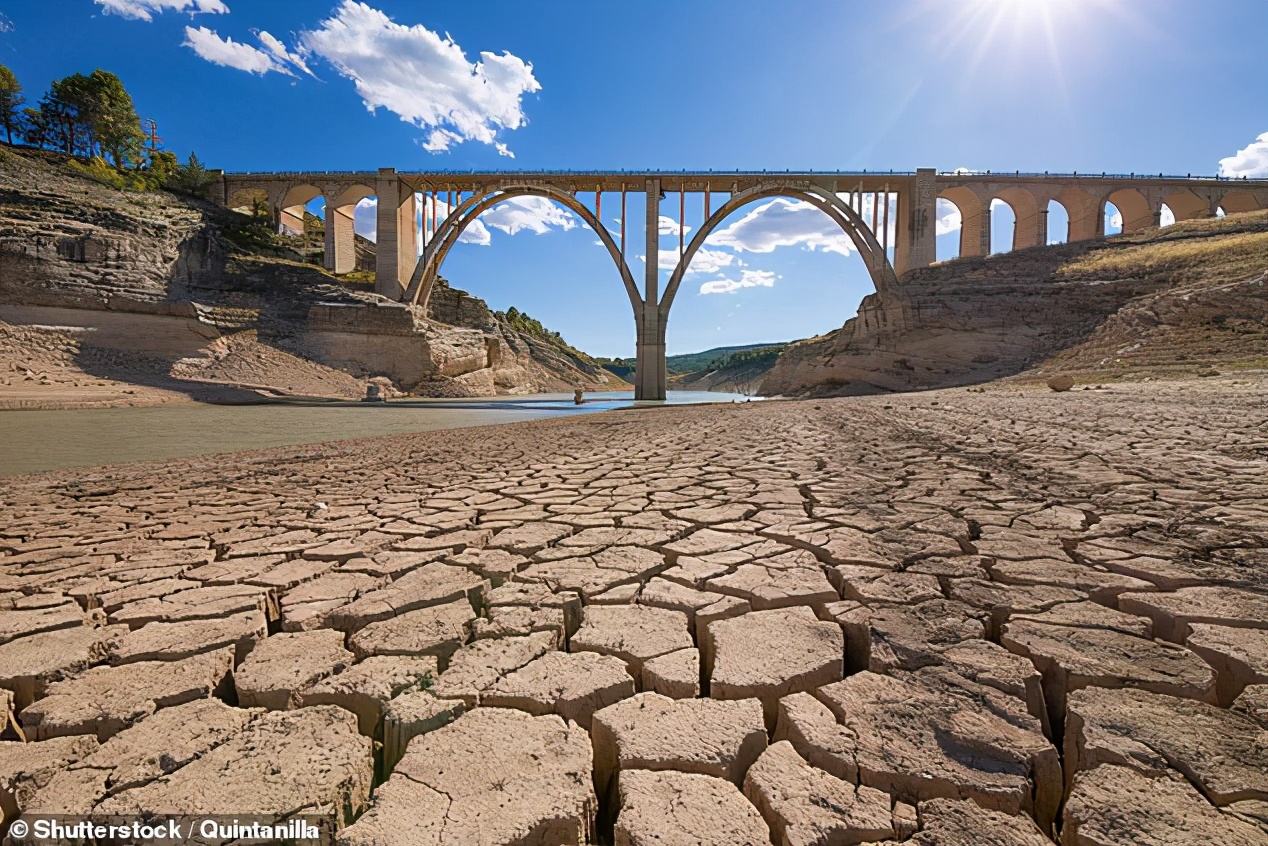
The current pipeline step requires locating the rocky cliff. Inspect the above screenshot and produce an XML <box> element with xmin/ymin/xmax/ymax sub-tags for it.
<box><xmin>761</xmin><ymin>211</ymin><xmax>1268</xmax><ymax>396</ymax></box>
<box><xmin>0</xmin><ymin>146</ymin><xmax>624</xmax><ymax>404</ymax></box>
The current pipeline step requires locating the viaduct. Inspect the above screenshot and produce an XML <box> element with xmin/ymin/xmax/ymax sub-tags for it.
<box><xmin>214</xmin><ymin>169</ymin><xmax>1268</xmax><ymax>400</ymax></box>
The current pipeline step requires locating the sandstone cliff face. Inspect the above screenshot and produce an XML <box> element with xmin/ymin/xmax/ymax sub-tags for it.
<box><xmin>761</xmin><ymin>212</ymin><xmax>1268</xmax><ymax>396</ymax></box>
<box><xmin>0</xmin><ymin>148</ymin><xmax>623</xmax><ymax>399</ymax></box>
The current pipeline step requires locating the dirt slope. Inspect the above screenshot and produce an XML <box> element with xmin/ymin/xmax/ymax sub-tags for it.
<box><xmin>761</xmin><ymin>211</ymin><xmax>1268</xmax><ymax>396</ymax></box>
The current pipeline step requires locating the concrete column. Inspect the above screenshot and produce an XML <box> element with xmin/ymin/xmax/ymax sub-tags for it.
<box><xmin>960</xmin><ymin>204</ymin><xmax>991</xmax><ymax>257</ymax></box>
<box><xmin>1013</xmin><ymin>206</ymin><xmax>1047</xmax><ymax>250</ymax></box>
<box><xmin>277</xmin><ymin>205</ymin><xmax>305</xmax><ymax>236</ymax></box>
<box><xmin>323</xmin><ymin>198</ymin><xmax>356</xmax><ymax>274</ymax></box>
<box><xmin>1068</xmin><ymin>205</ymin><xmax>1103</xmax><ymax>241</ymax></box>
<box><xmin>894</xmin><ymin>168</ymin><xmax>936</xmax><ymax>276</ymax></box>
<box><xmin>374</xmin><ymin>169</ymin><xmax>418</xmax><ymax>300</ymax></box>
<box><xmin>635</xmin><ymin>178</ymin><xmax>666</xmax><ymax>401</ymax></box>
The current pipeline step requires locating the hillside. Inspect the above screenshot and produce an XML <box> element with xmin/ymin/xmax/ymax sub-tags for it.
<box><xmin>761</xmin><ymin>211</ymin><xmax>1268</xmax><ymax>396</ymax></box>
<box><xmin>0</xmin><ymin>146</ymin><xmax>624</xmax><ymax>407</ymax></box>
<box><xmin>599</xmin><ymin>341</ymin><xmax>789</xmax><ymax>393</ymax></box>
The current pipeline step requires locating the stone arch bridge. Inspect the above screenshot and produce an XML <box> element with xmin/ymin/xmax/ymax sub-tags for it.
<box><xmin>215</xmin><ymin>168</ymin><xmax>1268</xmax><ymax>400</ymax></box>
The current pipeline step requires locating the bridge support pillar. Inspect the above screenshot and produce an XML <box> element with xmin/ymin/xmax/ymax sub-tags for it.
<box><xmin>375</xmin><ymin>168</ymin><xmax>418</xmax><ymax>300</ymax></box>
<box><xmin>961</xmin><ymin>204</ymin><xmax>992</xmax><ymax>257</ymax></box>
<box><xmin>1014</xmin><ymin>207</ymin><xmax>1047</xmax><ymax>250</ymax></box>
<box><xmin>324</xmin><ymin>198</ymin><xmax>357</xmax><ymax>274</ymax></box>
<box><xmin>635</xmin><ymin>178</ymin><xmax>667</xmax><ymax>401</ymax></box>
<box><xmin>894</xmin><ymin>168</ymin><xmax>936</xmax><ymax>277</ymax></box>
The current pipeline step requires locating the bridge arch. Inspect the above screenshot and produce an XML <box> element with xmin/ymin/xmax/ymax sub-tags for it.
<box><xmin>403</xmin><ymin>185</ymin><xmax>640</xmax><ymax>316</ymax></box>
<box><xmin>278</xmin><ymin>183</ymin><xmax>322</xmax><ymax>237</ymax></box>
<box><xmin>1054</xmin><ymin>186</ymin><xmax>1102</xmax><ymax>241</ymax></box>
<box><xmin>937</xmin><ymin>186</ymin><xmax>990</xmax><ymax>259</ymax></box>
<box><xmin>1220</xmin><ymin>189</ymin><xmax>1263</xmax><ymax>215</ymax></box>
<box><xmin>1104</xmin><ymin>188</ymin><xmax>1154</xmax><ymax>233</ymax></box>
<box><xmin>1162</xmin><ymin>187</ymin><xmax>1211</xmax><ymax>223</ymax></box>
<box><xmin>659</xmin><ymin>183</ymin><xmax>896</xmax><ymax>321</ymax></box>
<box><xmin>323</xmin><ymin>183</ymin><xmax>375</xmax><ymax>274</ymax></box>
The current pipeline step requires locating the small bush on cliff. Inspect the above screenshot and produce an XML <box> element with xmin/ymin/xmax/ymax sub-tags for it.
<box><xmin>0</xmin><ymin>64</ymin><xmax>22</xmax><ymax>144</ymax></box>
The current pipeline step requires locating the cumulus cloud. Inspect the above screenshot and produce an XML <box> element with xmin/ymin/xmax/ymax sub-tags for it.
<box><xmin>698</xmin><ymin>269</ymin><xmax>778</xmax><ymax>295</ymax></box>
<box><xmin>658</xmin><ymin>215</ymin><xmax>691</xmax><ymax>236</ymax></box>
<box><xmin>299</xmin><ymin>1</ymin><xmax>540</xmax><ymax>156</ymax></box>
<box><xmin>183</xmin><ymin>26</ymin><xmax>309</xmax><ymax>76</ymax></box>
<box><xmin>707</xmin><ymin>199</ymin><xmax>854</xmax><ymax>257</ymax></box>
<box><xmin>97</xmin><ymin>0</ymin><xmax>227</xmax><ymax>21</ymax></box>
<box><xmin>1218</xmin><ymin>132</ymin><xmax>1268</xmax><ymax>178</ymax></box>
<box><xmin>355</xmin><ymin>194</ymin><xmax>574</xmax><ymax>250</ymax></box>
<box><xmin>935</xmin><ymin>198</ymin><xmax>962</xmax><ymax>236</ymax></box>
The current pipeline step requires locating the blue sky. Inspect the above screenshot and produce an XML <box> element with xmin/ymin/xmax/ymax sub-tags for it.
<box><xmin>3</xmin><ymin>0</ymin><xmax>1267</xmax><ymax>357</ymax></box>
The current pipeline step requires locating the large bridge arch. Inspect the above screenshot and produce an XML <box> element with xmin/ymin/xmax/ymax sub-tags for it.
<box><xmin>323</xmin><ymin>183</ymin><xmax>375</xmax><ymax>274</ymax></box>
<box><xmin>1220</xmin><ymin>189</ymin><xmax>1264</xmax><ymax>215</ymax></box>
<box><xmin>659</xmin><ymin>183</ymin><xmax>896</xmax><ymax>322</ymax></box>
<box><xmin>403</xmin><ymin>184</ymin><xmax>641</xmax><ymax>316</ymax></box>
<box><xmin>937</xmin><ymin>186</ymin><xmax>990</xmax><ymax>258</ymax></box>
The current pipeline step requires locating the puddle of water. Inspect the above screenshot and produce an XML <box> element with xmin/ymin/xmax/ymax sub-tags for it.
<box><xmin>0</xmin><ymin>391</ymin><xmax>759</xmax><ymax>476</ymax></box>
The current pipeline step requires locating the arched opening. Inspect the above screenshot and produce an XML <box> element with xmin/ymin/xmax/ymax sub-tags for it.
<box><xmin>663</xmin><ymin>190</ymin><xmax>883</xmax><ymax>370</ymax></box>
<box><xmin>1046</xmin><ymin>199</ymin><xmax>1070</xmax><ymax>244</ymax></box>
<box><xmin>996</xmin><ymin>187</ymin><xmax>1043</xmax><ymax>250</ymax></box>
<box><xmin>938</xmin><ymin>187</ymin><xmax>988</xmax><ymax>259</ymax></box>
<box><xmin>404</xmin><ymin>187</ymin><xmax>641</xmax><ymax>392</ymax></box>
<box><xmin>1104</xmin><ymin>188</ymin><xmax>1153</xmax><ymax>234</ymax></box>
<box><xmin>1104</xmin><ymin>201</ymin><xmax>1123</xmax><ymax>236</ymax></box>
<box><xmin>934</xmin><ymin>197</ymin><xmax>965</xmax><ymax>262</ymax></box>
<box><xmin>226</xmin><ymin>187</ymin><xmax>269</xmax><ymax>222</ymax></box>
<box><xmin>1159</xmin><ymin>203</ymin><xmax>1176</xmax><ymax>228</ymax></box>
<box><xmin>1220</xmin><ymin>190</ymin><xmax>1262</xmax><ymax>215</ymax></box>
<box><xmin>323</xmin><ymin>184</ymin><xmax>375</xmax><ymax>275</ymax></box>
<box><xmin>990</xmin><ymin>198</ymin><xmax>1015</xmax><ymax>255</ymax></box>
<box><xmin>1162</xmin><ymin>188</ymin><xmax>1209</xmax><ymax>224</ymax></box>
<box><xmin>278</xmin><ymin>183</ymin><xmax>321</xmax><ymax>238</ymax></box>
<box><xmin>1056</xmin><ymin>187</ymin><xmax>1102</xmax><ymax>241</ymax></box>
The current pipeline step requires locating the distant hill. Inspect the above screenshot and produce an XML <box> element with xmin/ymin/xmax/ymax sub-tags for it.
<box><xmin>595</xmin><ymin>344</ymin><xmax>791</xmax><ymax>383</ymax></box>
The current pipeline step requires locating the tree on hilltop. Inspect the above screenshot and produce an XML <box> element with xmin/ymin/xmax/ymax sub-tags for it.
<box><xmin>0</xmin><ymin>64</ymin><xmax>22</xmax><ymax>144</ymax></box>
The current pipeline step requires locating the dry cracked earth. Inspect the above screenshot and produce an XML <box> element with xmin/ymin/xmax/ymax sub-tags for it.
<box><xmin>2</xmin><ymin>378</ymin><xmax>1268</xmax><ymax>845</ymax></box>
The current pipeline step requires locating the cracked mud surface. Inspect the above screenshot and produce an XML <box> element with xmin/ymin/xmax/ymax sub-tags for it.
<box><xmin>2</xmin><ymin>377</ymin><xmax>1267</xmax><ymax>844</ymax></box>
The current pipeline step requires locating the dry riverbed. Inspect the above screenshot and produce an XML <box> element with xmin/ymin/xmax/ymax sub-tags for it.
<box><xmin>1</xmin><ymin>377</ymin><xmax>1266</xmax><ymax>844</ymax></box>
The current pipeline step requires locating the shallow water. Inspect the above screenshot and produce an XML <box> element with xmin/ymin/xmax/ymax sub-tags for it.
<box><xmin>0</xmin><ymin>390</ymin><xmax>758</xmax><ymax>477</ymax></box>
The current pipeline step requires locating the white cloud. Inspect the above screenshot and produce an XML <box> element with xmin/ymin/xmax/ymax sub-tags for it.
<box><xmin>658</xmin><ymin>215</ymin><xmax>691</xmax><ymax>236</ymax></box>
<box><xmin>643</xmin><ymin>246</ymin><xmax>734</xmax><ymax>273</ymax></box>
<box><xmin>97</xmin><ymin>0</ymin><xmax>227</xmax><ymax>21</ymax></box>
<box><xmin>479</xmin><ymin>196</ymin><xmax>575</xmax><ymax>236</ymax></box>
<box><xmin>257</xmin><ymin>30</ymin><xmax>315</xmax><ymax>77</ymax></box>
<box><xmin>1219</xmin><ymin>131</ymin><xmax>1268</xmax><ymax>178</ymax></box>
<box><xmin>299</xmin><ymin>1</ymin><xmax>540</xmax><ymax>156</ymax></box>
<box><xmin>354</xmin><ymin>197</ymin><xmax>378</xmax><ymax>242</ymax></box>
<box><xmin>698</xmin><ymin>269</ymin><xmax>778</xmax><ymax>295</ymax></box>
<box><xmin>935</xmin><ymin>198</ymin><xmax>962</xmax><ymax>236</ymax></box>
<box><xmin>1160</xmin><ymin>205</ymin><xmax>1175</xmax><ymax>227</ymax></box>
<box><xmin>183</xmin><ymin>26</ymin><xmax>308</xmax><ymax>76</ymax></box>
<box><xmin>707</xmin><ymin>198</ymin><xmax>854</xmax><ymax>257</ymax></box>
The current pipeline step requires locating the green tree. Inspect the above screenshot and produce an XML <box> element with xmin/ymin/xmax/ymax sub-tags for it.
<box><xmin>86</xmin><ymin>69</ymin><xmax>142</xmax><ymax>167</ymax></box>
<box><xmin>18</xmin><ymin>106</ymin><xmax>45</xmax><ymax>147</ymax></box>
<box><xmin>41</xmin><ymin>74</ymin><xmax>93</xmax><ymax>155</ymax></box>
<box><xmin>165</xmin><ymin>152</ymin><xmax>215</xmax><ymax>196</ymax></box>
<box><xmin>0</xmin><ymin>64</ymin><xmax>22</xmax><ymax>144</ymax></box>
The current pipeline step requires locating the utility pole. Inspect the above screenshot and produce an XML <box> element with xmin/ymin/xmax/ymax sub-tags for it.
<box><xmin>143</xmin><ymin>119</ymin><xmax>161</xmax><ymax>152</ymax></box>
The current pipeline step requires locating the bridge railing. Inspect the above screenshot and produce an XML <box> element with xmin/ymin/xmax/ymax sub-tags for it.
<box><xmin>936</xmin><ymin>169</ymin><xmax>1259</xmax><ymax>182</ymax></box>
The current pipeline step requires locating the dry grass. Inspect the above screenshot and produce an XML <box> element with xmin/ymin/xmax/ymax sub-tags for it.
<box><xmin>1057</xmin><ymin>230</ymin><xmax>1268</xmax><ymax>280</ymax></box>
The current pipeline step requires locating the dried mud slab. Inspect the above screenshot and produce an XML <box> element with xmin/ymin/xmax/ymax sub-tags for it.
<box><xmin>234</xmin><ymin>629</ymin><xmax>354</xmax><ymax>710</ymax></box>
<box><xmin>0</xmin><ymin>734</ymin><xmax>97</xmax><ymax>826</ymax></box>
<box><xmin>97</xmin><ymin>705</ymin><xmax>372</xmax><ymax>831</ymax></box>
<box><xmin>615</xmin><ymin>769</ymin><xmax>770</xmax><ymax>846</ymax></box>
<box><xmin>299</xmin><ymin>655</ymin><xmax>439</xmax><ymax>737</ymax></box>
<box><xmin>810</xmin><ymin>669</ymin><xmax>1061</xmax><ymax>834</ymax></box>
<box><xmin>570</xmin><ymin>604</ymin><xmax>693</xmax><ymax>678</ymax></box>
<box><xmin>743</xmin><ymin>740</ymin><xmax>894</xmax><ymax>846</ymax></box>
<box><xmin>1061</xmin><ymin>764</ymin><xmax>1266</xmax><ymax>846</ymax></box>
<box><xmin>337</xmin><ymin>708</ymin><xmax>595</xmax><ymax>846</ymax></box>
<box><xmin>106</xmin><ymin>609</ymin><xmax>266</xmax><ymax>665</ymax></box>
<box><xmin>1185</xmin><ymin>623</ymin><xmax>1268</xmax><ymax>705</ymax></box>
<box><xmin>481</xmin><ymin>650</ymin><xmax>634</xmax><ymax>729</ymax></box>
<box><xmin>1118</xmin><ymin>586</ymin><xmax>1268</xmax><ymax>643</ymax></box>
<box><xmin>18</xmin><ymin>648</ymin><xmax>233</xmax><ymax>741</ymax></box>
<box><xmin>0</xmin><ymin>623</ymin><xmax>129</xmax><ymax>710</ymax></box>
<box><xmin>708</xmin><ymin>607</ymin><xmax>843</xmax><ymax>724</ymax></box>
<box><xmin>429</xmin><ymin>630</ymin><xmax>556</xmax><ymax>706</ymax></box>
<box><xmin>591</xmin><ymin>693</ymin><xmax>768</xmax><ymax>797</ymax></box>
<box><xmin>1064</xmin><ymin>687</ymin><xmax>1268</xmax><ymax>805</ymax></box>
<box><xmin>380</xmin><ymin>690</ymin><xmax>464</xmax><ymax>774</ymax></box>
